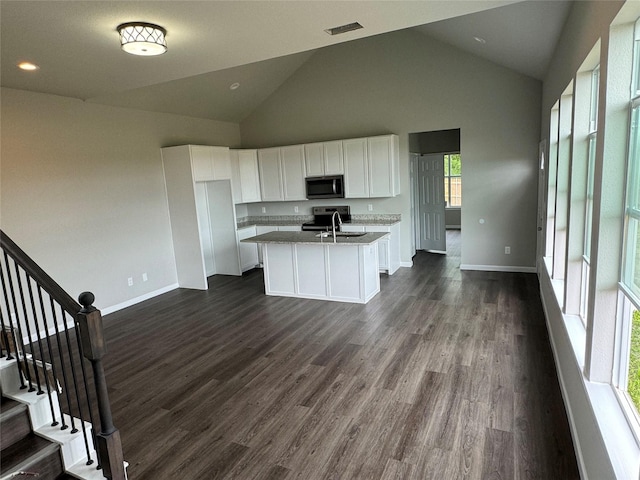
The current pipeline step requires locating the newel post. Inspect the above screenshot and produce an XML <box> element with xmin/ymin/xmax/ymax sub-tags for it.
<box><xmin>77</xmin><ymin>292</ymin><xmax>125</xmax><ymax>480</ymax></box>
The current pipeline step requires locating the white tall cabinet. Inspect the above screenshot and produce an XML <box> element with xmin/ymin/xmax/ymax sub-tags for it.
<box><xmin>162</xmin><ymin>145</ymin><xmax>241</xmax><ymax>290</ymax></box>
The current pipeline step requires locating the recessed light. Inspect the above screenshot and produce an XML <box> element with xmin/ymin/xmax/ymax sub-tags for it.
<box><xmin>230</xmin><ymin>82</ymin><xmax>240</xmax><ymax>90</ymax></box>
<box><xmin>474</xmin><ymin>36</ymin><xmax>487</xmax><ymax>44</ymax></box>
<box><xmin>17</xmin><ymin>62</ymin><xmax>39</xmax><ymax>71</ymax></box>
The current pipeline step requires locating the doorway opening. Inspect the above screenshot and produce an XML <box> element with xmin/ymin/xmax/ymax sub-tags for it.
<box><xmin>409</xmin><ymin>128</ymin><xmax>461</xmax><ymax>259</ymax></box>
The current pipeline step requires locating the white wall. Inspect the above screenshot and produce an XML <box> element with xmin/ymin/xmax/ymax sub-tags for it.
<box><xmin>1</xmin><ymin>88</ymin><xmax>240</xmax><ymax>311</ymax></box>
<box><xmin>240</xmin><ymin>28</ymin><xmax>542</xmax><ymax>271</ymax></box>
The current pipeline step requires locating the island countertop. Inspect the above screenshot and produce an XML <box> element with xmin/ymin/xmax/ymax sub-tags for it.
<box><xmin>241</xmin><ymin>230</ymin><xmax>389</xmax><ymax>246</ymax></box>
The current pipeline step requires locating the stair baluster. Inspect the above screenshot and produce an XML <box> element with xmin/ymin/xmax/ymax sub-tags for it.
<box><xmin>36</xmin><ymin>285</ymin><xmax>61</xmax><ymax>427</ymax></box>
<box><xmin>2</xmin><ymin>252</ymin><xmax>32</xmax><ymax>390</ymax></box>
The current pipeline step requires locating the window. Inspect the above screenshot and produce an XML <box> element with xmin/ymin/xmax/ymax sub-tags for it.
<box><xmin>444</xmin><ymin>153</ymin><xmax>461</xmax><ymax>207</ymax></box>
<box><xmin>616</xmin><ymin>21</ymin><xmax>640</xmax><ymax>423</ymax></box>
<box><xmin>581</xmin><ymin>66</ymin><xmax>600</xmax><ymax>322</ymax></box>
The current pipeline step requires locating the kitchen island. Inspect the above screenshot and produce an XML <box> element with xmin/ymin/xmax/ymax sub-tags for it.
<box><xmin>241</xmin><ymin>230</ymin><xmax>389</xmax><ymax>304</ymax></box>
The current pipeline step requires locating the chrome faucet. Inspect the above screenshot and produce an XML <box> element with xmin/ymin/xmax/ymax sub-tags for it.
<box><xmin>331</xmin><ymin>211</ymin><xmax>342</xmax><ymax>242</ymax></box>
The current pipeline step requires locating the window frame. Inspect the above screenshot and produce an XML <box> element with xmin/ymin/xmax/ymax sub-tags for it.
<box><xmin>443</xmin><ymin>152</ymin><xmax>461</xmax><ymax>208</ymax></box>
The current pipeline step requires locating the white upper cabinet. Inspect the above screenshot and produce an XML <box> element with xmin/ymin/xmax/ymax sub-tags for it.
<box><xmin>304</xmin><ymin>143</ymin><xmax>324</xmax><ymax>177</ymax></box>
<box><xmin>258</xmin><ymin>146</ymin><xmax>307</xmax><ymax>201</ymax></box>
<box><xmin>281</xmin><ymin>145</ymin><xmax>306</xmax><ymax>201</ymax></box>
<box><xmin>304</xmin><ymin>140</ymin><xmax>344</xmax><ymax>177</ymax></box>
<box><xmin>343</xmin><ymin>138</ymin><xmax>369</xmax><ymax>198</ymax></box>
<box><xmin>258</xmin><ymin>147</ymin><xmax>284</xmax><ymax>201</ymax></box>
<box><xmin>343</xmin><ymin>135</ymin><xmax>400</xmax><ymax>199</ymax></box>
<box><xmin>230</xmin><ymin>149</ymin><xmax>261</xmax><ymax>204</ymax></box>
<box><xmin>368</xmin><ymin>135</ymin><xmax>400</xmax><ymax>198</ymax></box>
<box><xmin>323</xmin><ymin>140</ymin><xmax>344</xmax><ymax>175</ymax></box>
<box><xmin>191</xmin><ymin>145</ymin><xmax>232</xmax><ymax>182</ymax></box>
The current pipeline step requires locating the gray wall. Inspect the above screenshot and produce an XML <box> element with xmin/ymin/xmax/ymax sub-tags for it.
<box><xmin>240</xmin><ymin>29</ymin><xmax>542</xmax><ymax>270</ymax></box>
<box><xmin>1</xmin><ymin>88</ymin><xmax>241</xmax><ymax>310</ymax></box>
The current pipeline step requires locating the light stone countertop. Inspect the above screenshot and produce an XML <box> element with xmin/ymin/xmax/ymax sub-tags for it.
<box><xmin>236</xmin><ymin>214</ymin><xmax>400</xmax><ymax>230</ymax></box>
<box><xmin>240</xmin><ymin>230</ymin><xmax>389</xmax><ymax>245</ymax></box>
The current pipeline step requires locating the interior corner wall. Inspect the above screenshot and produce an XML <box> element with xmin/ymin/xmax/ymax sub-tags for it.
<box><xmin>239</xmin><ymin>28</ymin><xmax>542</xmax><ymax>270</ymax></box>
<box><xmin>0</xmin><ymin>88</ymin><xmax>240</xmax><ymax>311</ymax></box>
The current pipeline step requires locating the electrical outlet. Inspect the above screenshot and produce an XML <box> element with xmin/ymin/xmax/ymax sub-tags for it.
<box><xmin>261</xmin><ymin>207</ymin><xmax>266</xmax><ymax>213</ymax></box>
<box><xmin>368</xmin><ymin>204</ymin><xmax>373</xmax><ymax>212</ymax></box>
<box><xmin>505</xmin><ymin>246</ymin><xmax>511</xmax><ymax>254</ymax></box>
<box><xmin>294</xmin><ymin>206</ymin><xmax>299</xmax><ymax>213</ymax></box>
<box><xmin>127</xmin><ymin>277</ymin><xmax>134</xmax><ymax>286</ymax></box>
<box><xmin>142</xmin><ymin>273</ymin><xmax>148</xmax><ymax>282</ymax></box>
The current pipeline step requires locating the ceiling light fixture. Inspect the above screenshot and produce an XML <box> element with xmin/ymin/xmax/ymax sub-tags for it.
<box><xmin>117</xmin><ymin>22</ymin><xmax>167</xmax><ymax>56</ymax></box>
<box><xmin>474</xmin><ymin>36</ymin><xmax>487</xmax><ymax>44</ymax></box>
<box><xmin>17</xmin><ymin>61</ymin><xmax>39</xmax><ymax>71</ymax></box>
<box><xmin>230</xmin><ymin>83</ymin><xmax>240</xmax><ymax>90</ymax></box>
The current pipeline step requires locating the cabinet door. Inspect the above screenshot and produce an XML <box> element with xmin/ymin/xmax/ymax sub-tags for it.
<box><xmin>237</xmin><ymin>226</ymin><xmax>259</xmax><ymax>272</ymax></box>
<box><xmin>258</xmin><ymin>148</ymin><xmax>284</xmax><ymax>201</ymax></box>
<box><xmin>191</xmin><ymin>146</ymin><xmax>214</xmax><ymax>181</ymax></box>
<box><xmin>229</xmin><ymin>150</ymin><xmax>242</xmax><ymax>204</ymax></box>
<box><xmin>343</xmin><ymin>138</ymin><xmax>369</xmax><ymax>198</ymax></box>
<box><xmin>238</xmin><ymin>150</ymin><xmax>261</xmax><ymax>203</ymax></box>
<box><xmin>211</xmin><ymin>146</ymin><xmax>232</xmax><ymax>180</ymax></box>
<box><xmin>323</xmin><ymin>140</ymin><xmax>344</xmax><ymax>175</ymax></box>
<box><xmin>304</xmin><ymin>143</ymin><xmax>324</xmax><ymax>177</ymax></box>
<box><xmin>364</xmin><ymin>226</ymin><xmax>391</xmax><ymax>271</ymax></box>
<box><xmin>281</xmin><ymin>145</ymin><xmax>307</xmax><ymax>201</ymax></box>
<box><xmin>367</xmin><ymin>135</ymin><xmax>399</xmax><ymax>197</ymax></box>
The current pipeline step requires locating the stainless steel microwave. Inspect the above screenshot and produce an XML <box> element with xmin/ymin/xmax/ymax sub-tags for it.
<box><xmin>305</xmin><ymin>175</ymin><xmax>345</xmax><ymax>199</ymax></box>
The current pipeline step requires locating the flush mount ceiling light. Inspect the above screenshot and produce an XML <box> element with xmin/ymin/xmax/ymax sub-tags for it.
<box><xmin>473</xmin><ymin>36</ymin><xmax>487</xmax><ymax>44</ymax></box>
<box><xmin>17</xmin><ymin>61</ymin><xmax>39</xmax><ymax>71</ymax></box>
<box><xmin>117</xmin><ymin>22</ymin><xmax>167</xmax><ymax>56</ymax></box>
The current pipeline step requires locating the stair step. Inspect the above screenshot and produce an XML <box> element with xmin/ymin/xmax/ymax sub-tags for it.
<box><xmin>1</xmin><ymin>394</ymin><xmax>31</xmax><ymax>449</ymax></box>
<box><xmin>0</xmin><ymin>432</ymin><xmax>64</xmax><ymax>480</ymax></box>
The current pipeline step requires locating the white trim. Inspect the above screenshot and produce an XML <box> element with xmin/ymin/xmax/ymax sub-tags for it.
<box><xmin>400</xmin><ymin>261</ymin><xmax>413</xmax><ymax>268</ymax></box>
<box><xmin>460</xmin><ymin>264</ymin><xmax>537</xmax><ymax>273</ymax></box>
<box><xmin>539</xmin><ymin>264</ymin><xmax>640</xmax><ymax>480</ymax></box>
<box><xmin>100</xmin><ymin>283</ymin><xmax>179</xmax><ymax>316</ymax></box>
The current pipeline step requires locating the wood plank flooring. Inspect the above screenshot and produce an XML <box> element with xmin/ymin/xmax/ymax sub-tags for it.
<box><xmin>101</xmin><ymin>231</ymin><xmax>579</xmax><ymax>479</ymax></box>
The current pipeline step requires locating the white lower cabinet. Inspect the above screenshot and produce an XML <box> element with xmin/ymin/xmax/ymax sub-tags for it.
<box><xmin>237</xmin><ymin>226</ymin><xmax>259</xmax><ymax>272</ymax></box>
<box><xmin>254</xmin><ymin>225</ymin><xmax>301</xmax><ymax>265</ymax></box>
<box><xmin>341</xmin><ymin>223</ymin><xmax>400</xmax><ymax>274</ymax></box>
<box><xmin>262</xmin><ymin>242</ymin><xmax>380</xmax><ymax>304</ymax></box>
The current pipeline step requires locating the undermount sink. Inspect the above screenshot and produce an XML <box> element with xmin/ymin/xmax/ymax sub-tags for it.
<box><xmin>315</xmin><ymin>231</ymin><xmax>367</xmax><ymax>238</ymax></box>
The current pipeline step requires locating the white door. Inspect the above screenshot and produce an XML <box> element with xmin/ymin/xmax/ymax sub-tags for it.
<box><xmin>417</xmin><ymin>154</ymin><xmax>446</xmax><ymax>252</ymax></box>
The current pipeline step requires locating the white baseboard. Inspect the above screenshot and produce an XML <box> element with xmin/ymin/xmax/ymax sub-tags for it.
<box><xmin>101</xmin><ymin>283</ymin><xmax>179</xmax><ymax>316</ymax></box>
<box><xmin>400</xmin><ymin>261</ymin><xmax>413</xmax><ymax>268</ymax></box>
<box><xmin>20</xmin><ymin>284</ymin><xmax>180</xmax><ymax>343</ymax></box>
<box><xmin>459</xmin><ymin>264</ymin><xmax>537</xmax><ymax>273</ymax></box>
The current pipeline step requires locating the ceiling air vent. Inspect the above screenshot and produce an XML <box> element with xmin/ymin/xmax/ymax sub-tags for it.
<box><xmin>324</xmin><ymin>22</ymin><xmax>363</xmax><ymax>36</ymax></box>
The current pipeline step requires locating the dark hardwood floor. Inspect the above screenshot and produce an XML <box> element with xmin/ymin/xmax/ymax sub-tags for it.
<box><xmin>101</xmin><ymin>230</ymin><xmax>579</xmax><ymax>479</ymax></box>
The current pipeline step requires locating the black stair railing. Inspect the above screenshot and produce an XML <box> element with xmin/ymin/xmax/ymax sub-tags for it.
<box><xmin>0</xmin><ymin>230</ymin><xmax>125</xmax><ymax>480</ymax></box>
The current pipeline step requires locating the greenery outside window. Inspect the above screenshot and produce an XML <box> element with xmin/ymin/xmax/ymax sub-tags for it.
<box><xmin>444</xmin><ymin>153</ymin><xmax>461</xmax><ymax>207</ymax></box>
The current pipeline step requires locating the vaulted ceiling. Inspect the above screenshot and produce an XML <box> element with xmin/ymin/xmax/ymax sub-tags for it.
<box><xmin>1</xmin><ymin>1</ymin><xmax>572</xmax><ymax>123</ymax></box>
